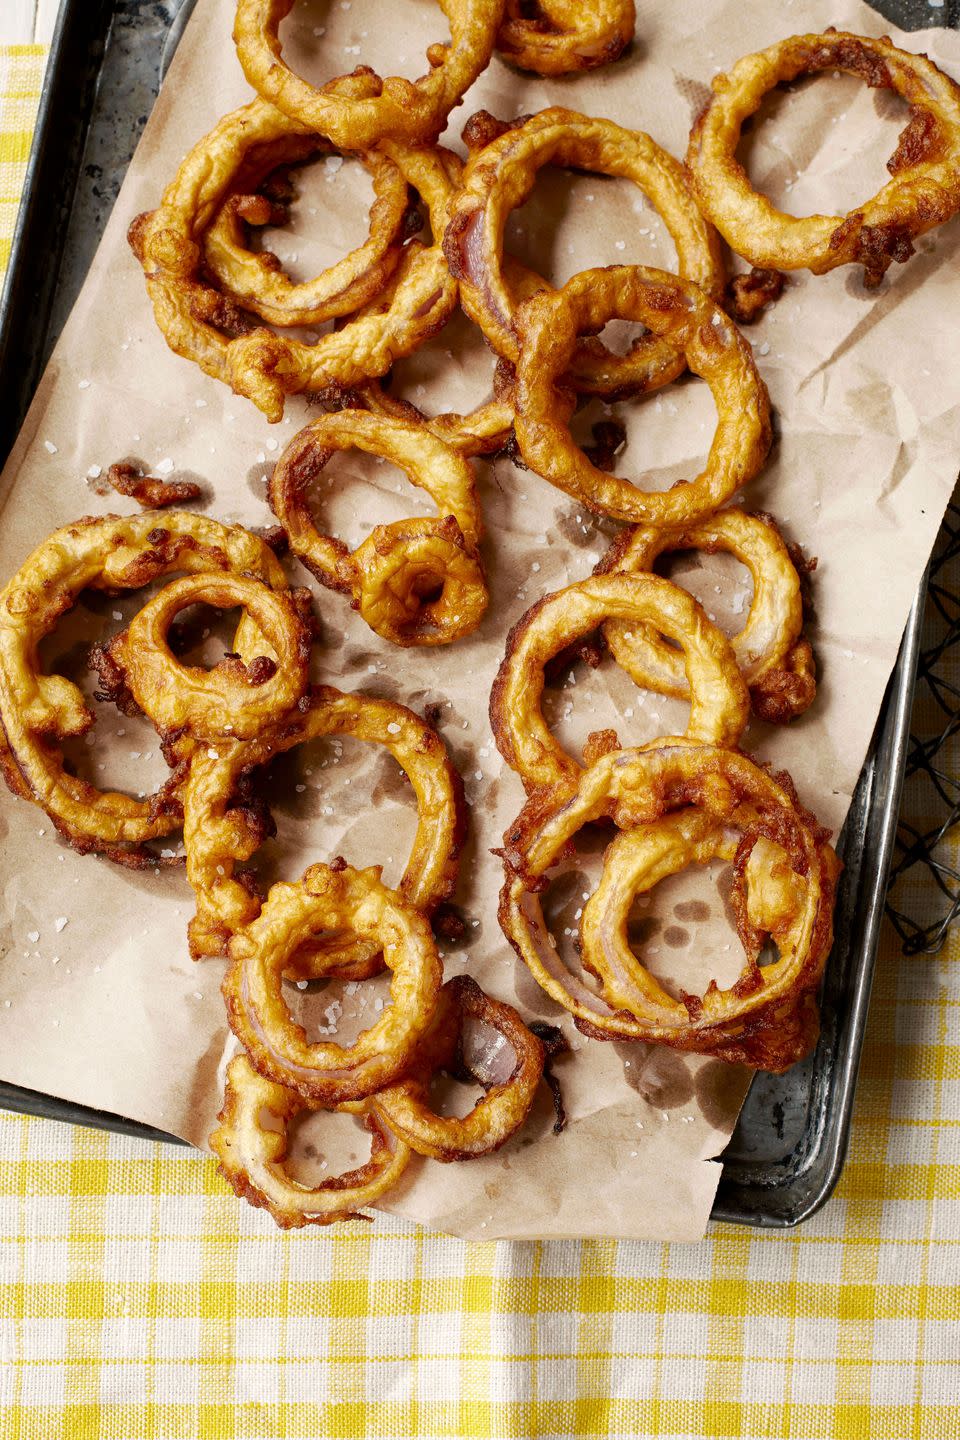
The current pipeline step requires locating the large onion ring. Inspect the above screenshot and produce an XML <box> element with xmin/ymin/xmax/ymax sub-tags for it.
<box><xmin>361</xmin><ymin>975</ymin><xmax>545</xmax><ymax>1160</ymax></box>
<box><xmin>496</xmin><ymin>0</ymin><xmax>635</xmax><ymax>76</ymax></box>
<box><xmin>513</xmin><ymin>266</ymin><xmax>771</xmax><ymax>525</ymax></box>
<box><xmin>490</xmin><ymin>573</ymin><xmax>749</xmax><ymax>794</ymax></box>
<box><xmin>98</xmin><ymin>573</ymin><xmax>312</xmax><ymax>742</ymax></box>
<box><xmin>445</xmin><ymin>109</ymin><xmax>725</xmax><ymax>394</ymax></box>
<box><xmin>687</xmin><ymin>29</ymin><xmax>960</xmax><ymax>286</ymax></box>
<box><xmin>223</xmin><ymin>863</ymin><xmax>444</xmax><ymax>1105</ymax></box>
<box><xmin>130</xmin><ymin>131</ymin><xmax>459</xmax><ymax>422</ymax></box>
<box><xmin>269</xmin><ymin>409</ymin><xmax>487</xmax><ymax>646</ymax></box>
<box><xmin>201</xmin><ymin>112</ymin><xmax>413</xmax><ymax>327</ymax></box>
<box><xmin>498</xmin><ymin>740</ymin><xmax>839</xmax><ymax>1071</ymax></box>
<box><xmin>0</xmin><ymin>513</ymin><xmax>288</xmax><ymax>867</ymax></box>
<box><xmin>598</xmin><ymin>509</ymin><xmax>817</xmax><ymax>724</ymax></box>
<box><xmin>183</xmin><ymin>685</ymin><xmax>466</xmax><ymax>963</ymax></box>
<box><xmin>233</xmin><ymin>0</ymin><xmax>505</xmax><ymax>149</ymax></box>
<box><xmin>211</xmin><ymin>1054</ymin><xmax>411</xmax><ymax>1228</ymax></box>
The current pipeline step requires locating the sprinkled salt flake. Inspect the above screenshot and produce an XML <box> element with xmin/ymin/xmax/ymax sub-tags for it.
<box><xmin>256</xmin><ymin>451</ymin><xmax>266</xmax><ymax>464</ymax></box>
<box><xmin>160</xmin><ymin>849</ymin><xmax>176</xmax><ymax>859</ymax></box>
<box><xmin>3</xmin><ymin>1001</ymin><xmax>9</xmax><ymax>1009</ymax></box>
<box><xmin>295</xmin><ymin>980</ymin><xmax>309</xmax><ymax>991</ymax></box>
<box><xmin>195</xmin><ymin>398</ymin><xmax>207</xmax><ymax>409</ymax></box>
<box><xmin>207</xmin><ymin>748</ymin><xmax>219</xmax><ymax>760</ymax></box>
<box><xmin>614</xmin><ymin>240</ymin><xmax>626</xmax><ymax>251</ymax></box>
<box><xmin>27</xmin><ymin>931</ymin><xmax>40</xmax><ymax>944</ymax></box>
<box><xmin>78</xmin><ymin>379</ymin><xmax>91</xmax><ymax>390</ymax></box>
<box><xmin>386</xmin><ymin>721</ymin><xmax>401</xmax><ymax>734</ymax></box>
<box><xmin>532</xmin><ymin>562</ymin><xmax>541</xmax><ymax>572</ymax></box>
<box><xmin>295</xmin><ymin>783</ymin><xmax>306</xmax><ymax>793</ymax></box>
<box><xmin>43</xmin><ymin>440</ymin><xmax>58</xmax><ymax>455</ymax></box>
<box><xmin>52</xmin><ymin>1019</ymin><xmax>60</xmax><ymax>1029</ymax></box>
<box><xmin>155</xmin><ymin>457</ymin><xmax>175</xmax><ymax>475</ymax></box>
<box><xmin>630</xmin><ymin>1149</ymin><xmax>638</xmax><ymax>1157</ymax></box>
<box><xmin>757</xmin><ymin>341</ymin><xmax>771</xmax><ymax>356</ymax></box>
<box><xmin>841</xmin><ymin>647</ymin><xmax>855</xmax><ymax>659</ymax></box>
<box><xmin>324</xmin><ymin>156</ymin><xmax>344</xmax><ymax>180</ymax></box>
<box><xmin>661</xmin><ymin>1110</ymin><xmax>670</xmax><ymax>1122</ymax></box>
<box><xmin>54</xmin><ymin>917</ymin><xmax>68</xmax><ymax>934</ymax></box>
<box><xmin>313</xmin><ymin>24</ymin><xmax>326</xmax><ymax>34</ymax></box>
<box><xmin>623</xmin><ymin>707</ymin><xmax>634</xmax><ymax>719</ymax></box>
<box><xmin>344</xmin><ymin>44</ymin><xmax>361</xmax><ymax>54</ymax></box>
<box><xmin>130</xmin><ymin>751</ymin><xmax>142</xmax><ymax>760</ymax></box>
<box><xmin>87</xmin><ymin>465</ymin><xmax>104</xmax><ymax>483</ymax></box>
<box><xmin>266</xmin><ymin>438</ymin><xmax>279</xmax><ymax>452</ymax></box>
<box><xmin>375</xmin><ymin>996</ymin><xmax>385</xmax><ymax>1011</ymax></box>
<box><xmin>193</xmin><ymin>991</ymin><xmax>203</xmax><ymax>1001</ymax></box>
<box><xmin>474</xmin><ymin>770</ymin><xmax>483</xmax><ymax>781</ymax></box>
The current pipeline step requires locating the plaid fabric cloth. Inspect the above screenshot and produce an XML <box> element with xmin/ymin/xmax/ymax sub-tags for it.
<box><xmin>0</xmin><ymin>44</ymin><xmax>958</xmax><ymax>1440</ymax></box>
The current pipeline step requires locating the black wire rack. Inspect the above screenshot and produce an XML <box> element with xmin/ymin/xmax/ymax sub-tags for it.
<box><xmin>886</xmin><ymin>495</ymin><xmax>960</xmax><ymax>953</ymax></box>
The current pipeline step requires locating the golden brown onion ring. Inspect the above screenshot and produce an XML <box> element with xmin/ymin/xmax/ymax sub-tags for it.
<box><xmin>598</xmin><ymin>509</ymin><xmax>817</xmax><ymax>724</ymax></box>
<box><xmin>269</xmin><ymin>409</ymin><xmax>486</xmax><ymax>646</ymax></box>
<box><xmin>445</xmin><ymin>109</ymin><xmax>725</xmax><ymax>395</ymax></box>
<box><xmin>99</xmin><ymin>574</ymin><xmax>312</xmax><ymax>742</ymax></box>
<box><xmin>183</xmin><ymin>685</ymin><xmax>466</xmax><ymax>964</ymax></box>
<box><xmin>498</xmin><ymin>740</ymin><xmax>839</xmax><ymax>1071</ymax></box>
<box><xmin>496</xmin><ymin>0</ymin><xmax>634</xmax><ymax>76</ymax></box>
<box><xmin>203</xmin><ymin>124</ymin><xmax>413</xmax><ymax>327</ymax></box>
<box><xmin>130</xmin><ymin>124</ymin><xmax>459</xmax><ymax>422</ymax></box>
<box><xmin>359</xmin><ymin>976</ymin><xmax>545</xmax><ymax>1160</ymax></box>
<box><xmin>490</xmin><ymin>573</ymin><xmax>749</xmax><ymax>794</ymax></box>
<box><xmin>234</xmin><ymin>0</ymin><xmax>504</xmax><ymax>148</ymax></box>
<box><xmin>687</xmin><ymin>29</ymin><xmax>960</xmax><ymax>286</ymax></box>
<box><xmin>513</xmin><ymin>265</ymin><xmax>771</xmax><ymax>525</ymax></box>
<box><xmin>223</xmin><ymin>863</ymin><xmax>443</xmax><ymax>1105</ymax></box>
<box><xmin>0</xmin><ymin>513</ymin><xmax>288</xmax><ymax>867</ymax></box>
<box><xmin>211</xmin><ymin>1054</ymin><xmax>411</xmax><ymax>1228</ymax></box>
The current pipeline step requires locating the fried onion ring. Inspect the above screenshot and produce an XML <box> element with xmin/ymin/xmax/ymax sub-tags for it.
<box><xmin>489</xmin><ymin>573</ymin><xmax>750</xmax><ymax>794</ymax></box>
<box><xmin>496</xmin><ymin>0</ymin><xmax>635</xmax><ymax>76</ymax></box>
<box><xmin>598</xmin><ymin>509</ymin><xmax>817</xmax><ymax>724</ymax></box>
<box><xmin>269</xmin><ymin>410</ymin><xmax>486</xmax><ymax>646</ymax></box>
<box><xmin>223</xmin><ymin>863</ymin><xmax>443</xmax><ymax>1104</ymax></box>
<box><xmin>687</xmin><ymin>29</ymin><xmax>960</xmax><ymax>286</ymax></box>
<box><xmin>130</xmin><ymin>126</ymin><xmax>458</xmax><ymax>422</ymax></box>
<box><xmin>183</xmin><ymin>685</ymin><xmax>465</xmax><ymax>964</ymax></box>
<box><xmin>360</xmin><ymin>975</ymin><xmax>545</xmax><ymax>1160</ymax></box>
<box><xmin>445</xmin><ymin>110</ymin><xmax>725</xmax><ymax>395</ymax></box>
<box><xmin>498</xmin><ymin>741</ymin><xmax>839</xmax><ymax>1070</ymax></box>
<box><xmin>513</xmin><ymin>265</ymin><xmax>771</xmax><ymax>525</ymax></box>
<box><xmin>202</xmin><ymin>123</ymin><xmax>414</xmax><ymax>327</ymax></box>
<box><xmin>97</xmin><ymin>574</ymin><xmax>313</xmax><ymax>742</ymax></box>
<box><xmin>0</xmin><ymin>513</ymin><xmax>288</xmax><ymax>867</ymax></box>
<box><xmin>234</xmin><ymin>0</ymin><xmax>505</xmax><ymax>148</ymax></box>
<box><xmin>211</xmin><ymin>1054</ymin><xmax>411</xmax><ymax>1228</ymax></box>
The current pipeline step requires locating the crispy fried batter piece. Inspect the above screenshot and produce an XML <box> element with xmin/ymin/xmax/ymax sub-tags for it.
<box><xmin>105</xmin><ymin>461</ymin><xmax>202</xmax><ymax>510</ymax></box>
<box><xmin>496</xmin><ymin>0</ymin><xmax>635</xmax><ymax>76</ymax></box>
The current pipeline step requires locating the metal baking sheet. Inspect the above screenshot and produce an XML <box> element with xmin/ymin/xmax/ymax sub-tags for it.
<box><xmin>0</xmin><ymin>0</ymin><xmax>941</xmax><ymax>1226</ymax></box>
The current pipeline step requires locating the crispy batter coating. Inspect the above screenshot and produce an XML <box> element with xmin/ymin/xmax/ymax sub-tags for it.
<box><xmin>497</xmin><ymin>741</ymin><xmax>839</xmax><ymax>1071</ymax></box>
<box><xmin>183</xmin><ymin>685</ymin><xmax>466</xmax><ymax>964</ymax></box>
<box><xmin>356</xmin><ymin>975</ymin><xmax>546</xmax><ymax>1161</ymax></box>
<box><xmin>211</xmin><ymin>1054</ymin><xmax>411</xmax><ymax>1228</ymax></box>
<box><xmin>496</xmin><ymin>0</ymin><xmax>634</xmax><ymax>76</ymax></box>
<box><xmin>223</xmin><ymin>863</ymin><xmax>444</xmax><ymax>1105</ymax></box>
<box><xmin>687</xmin><ymin>29</ymin><xmax>960</xmax><ymax>285</ymax></box>
<box><xmin>130</xmin><ymin>116</ymin><xmax>459</xmax><ymax>422</ymax></box>
<box><xmin>598</xmin><ymin>508</ymin><xmax>817</xmax><ymax>724</ymax></box>
<box><xmin>490</xmin><ymin>573</ymin><xmax>750</xmax><ymax>793</ymax></box>
<box><xmin>513</xmin><ymin>265</ymin><xmax>771</xmax><ymax>525</ymax></box>
<box><xmin>104</xmin><ymin>461</ymin><xmax>202</xmax><ymax>509</ymax></box>
<box><xmin>233</xmin><ymin>0</ymin><xmax>505</xmax><ymax>148</ymax></box>
<box><xmin>0</xmin><ymin>513</ymin><xmax>288</xmax><ymax>867</ymax></box>
<box><xmin>202</xmin><ymin>130</ymin><xmax>413</xmax><ymax>328</ymax></box>
<box><xmin>269</xmin><ymin>410</ymin><xmax>487</xmax><ymax>646</ymax></box>
<box><xmin>98</xmin><ymin>574</ymin><xmax>313</xmax><ymax>742</ymax></box>
<box><xmin>445</xmin><ymin>109</ymin><xmax>725</xmax><ymax>395</ymax></box>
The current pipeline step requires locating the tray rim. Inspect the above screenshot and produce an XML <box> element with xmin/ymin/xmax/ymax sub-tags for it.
<box><xmin>0</xmin><ymin>0</ymin><xmax>933</xmax><ymax>1229</ymax></box>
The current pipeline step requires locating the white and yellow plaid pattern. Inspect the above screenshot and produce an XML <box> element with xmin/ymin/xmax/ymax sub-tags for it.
<box><xmin>0</xmin><ymin>46</ymin><xmax>957</xmax><ymax>1439</ymax></box>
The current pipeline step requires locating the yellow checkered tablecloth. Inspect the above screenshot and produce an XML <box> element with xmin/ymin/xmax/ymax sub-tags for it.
<box><xmin>0</xmin><ymin>44</ymin><xmax>958</xmax><ymax>1440</ymax></box>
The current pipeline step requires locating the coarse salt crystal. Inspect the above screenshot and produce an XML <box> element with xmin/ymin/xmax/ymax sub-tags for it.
<box><xmin>156</xmin><ymin>458</ymin><xmax>175</xmax><ymax>475</ymax></box>
<box><xmin>78</xmin><ymin>379</ymin><xmax>91</xmax><ymax>390</ymax></box>
<box><xmin>43</xmin><ymin>441</ymin><xmax>58</xmax><ymax>455</ymax></box>
<box><xmin>387</xmin><ymin>722</ymin><xmax>401</xmax><ymax>734</ymax></box>
<box><xmin>27</xmin><ymin>931</ymin><xmax>39</xmax><ymax>944</ymax></box>
<box><xmin>87</xmin><ymin>465</ymin><xmax>102</xmax><ymax>479</ymax></box>
<box><xmin>55</xmin><ymin>917</ymin><xmax>68</xmax><ymax>934</ymax></box>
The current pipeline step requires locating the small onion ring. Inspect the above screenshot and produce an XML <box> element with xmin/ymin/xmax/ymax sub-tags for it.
<box><xmin>269</xmin><ymin>409</ymin><xmax>487</xmax><ymax>646</ymax></box>
<box><xmin>489</xmin><ymin>573</ymin><xmax>750</xmax><ymax>794</ymax></box>
<box><xmin>598</xmin><ymin>509</ymin><xmax>817</xmax><ymax>724</ymax></box>
<box><xmin>211</xmin><ymin>1054</ymin><xmax>411</xmax><ymax>1228</ymax></box>
<box><xmin>183</xmin><ymin>685</ymin><xmax>466</xmax><ymax>965</ymax></box>
<box><xmin>496</xmin><ymin>0</ymin><xmax>635</xmax><ymax>76</ymax></box>
<box><xmin>101</xmin><ymin>573</ymin><xmax>312</xmax><ymax>742</ymax></box>
<box><xmin>223</xmin><ymin>863</ymin><xmax>444</xmax><ymax>1105</ymax></box>
<box><xmin>0</xmin><ymin>513</ymin><xmax>288</xmax><ymax>867</ymax></box>
<box><xmin>233</xmin><ymin>0</ymin><xmax>506</xmax><ymax>149</ymax></box>
<box><xmin>513</xmin><ymin>265</ymin><xmax>771</xmax><ymax>526</ymax></box>
<box><xmin>361</xmin><ymin>975</ymin><xmax>545</xmax><ymax>1160</ymax></box>
<box><xmin>445</xmin><ymin>109</ymin><xmax>726</xmax><ymax>394</ymax></box>
<box><xmin>498</xmin><ymin>740</ymin><xmax>839</xmax><ymax>1071</ymax></box>
<box><xmin>203</xmin><ymin>124</ymin><xmax>413</xmax><ymax>327</ymax></box>
<box><xmin>130</xmin><ymin>130</ymin><xmax>459</xmax><ymax>422</ymax></box>
<box><xmin>687</xmin><ymin>29</ymin><xmax>960</xmax><ymax>286</ymax></box>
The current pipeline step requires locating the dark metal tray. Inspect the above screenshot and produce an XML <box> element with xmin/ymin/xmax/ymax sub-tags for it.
<box><xmin>0</xmin><ymin>0</ymin><xmax>940</xmax><ymax>1226</ymax></box>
